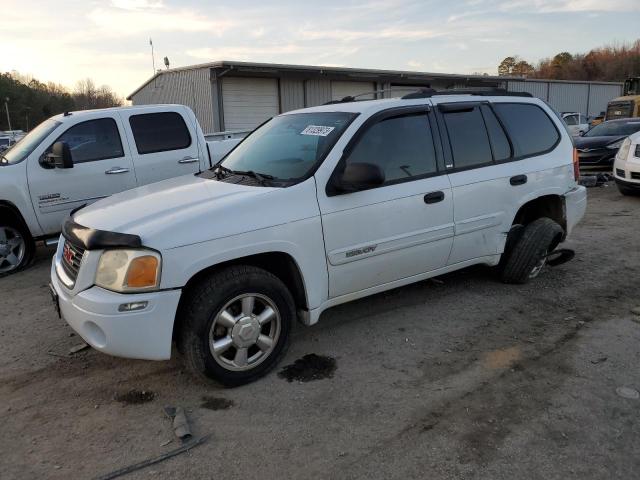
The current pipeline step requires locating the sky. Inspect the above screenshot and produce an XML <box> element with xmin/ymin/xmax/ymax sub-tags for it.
<box><xmin>2</xmin><ymin>0</ymin><xmax>639</xmax><ymax>98</ymax></box>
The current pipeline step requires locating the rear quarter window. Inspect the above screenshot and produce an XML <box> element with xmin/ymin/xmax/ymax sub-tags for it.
<box><xmin>129</xmin><ymin>112</ymin><xmax>192</xmax><ymax>154</ymax></box>
<box><xmin>493</xmin><ymin>103</ymin><xmax>560</xmax><ymax>158</ymax></box>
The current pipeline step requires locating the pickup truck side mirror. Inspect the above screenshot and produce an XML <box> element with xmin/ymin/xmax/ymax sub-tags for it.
<box><xmin>333</xmin><ymin>162</ymin><xmax>385</xmax><ymax>193</ymax></box>
<box><xmin>43</xmin><ymin>141</ymin><xmax>73</xmax><ymax>169</ymax></box>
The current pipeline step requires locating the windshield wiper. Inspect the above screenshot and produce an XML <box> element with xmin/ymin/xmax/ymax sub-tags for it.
<box><xmin>231</xmin><ymin>170</ymin><xmax>275</xmax><ymax>185</ymax></box>
<box><xmin>212</xmin><ymin>164</ymin><xmax>233</xmax><ymax>179</ymax></box>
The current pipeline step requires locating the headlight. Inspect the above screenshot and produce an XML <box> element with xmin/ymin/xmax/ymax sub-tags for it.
<box><xmin>606</xmin><ymin>139</ymin><xmax>625</xmax><ymax>150</ymax></box>
<box><xmin>95</xmin><ymin>249</ymin><xmax>161</xmax><ymax>293</ymax></box>
<box><xmin>616</xmin><ymin>138</ymin><xmax>631</xmax><ymax>160</ymax></box>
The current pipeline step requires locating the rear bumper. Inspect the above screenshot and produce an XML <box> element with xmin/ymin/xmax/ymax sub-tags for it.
<box><xmin>51</xmin><ymin>259</ymin><xmax>181</xmax><ymax>360</ymax></box>
<box><xmin>564</xmin><ymin>186</ymin><xmax>587</xmax><ymax>238</ymax></box>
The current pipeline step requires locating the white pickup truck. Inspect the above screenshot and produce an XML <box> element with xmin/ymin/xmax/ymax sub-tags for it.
<box><xmin>0</xmin><ymin>105</ymin><xmax>246</xmax><ymax>275</ymax></box>
<box><xmin>50</xmin><ymin>89</ymin><xmax>587</xmax><ymax>386</ymax></box>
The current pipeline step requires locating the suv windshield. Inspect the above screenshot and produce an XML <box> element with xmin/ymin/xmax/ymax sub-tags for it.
<box><xmin>584</xmin><ymin>120</ymin><xmax>640</xmax><ymax>137</ymax></box>
<box><xmin>214</xmin><ymin>112</ymin><xmax>357</xmax><ymax>183</ymax></box>
<box><xmin>0</xmin><ymin>118</ymin><xmax>61</xmax><ymax>166</ymax></box>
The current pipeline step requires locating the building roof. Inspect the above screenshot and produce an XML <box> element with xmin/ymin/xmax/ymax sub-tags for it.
<box><xmin>127</xmin><ymin>60</ymin><xmax>624</xmax><ymax>100</ymax></box>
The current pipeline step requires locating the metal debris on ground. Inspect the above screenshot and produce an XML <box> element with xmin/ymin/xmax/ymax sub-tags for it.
<box><xmin>630</xmin><ymin>306</ymin><xmax>640</xmax><ymax>315</ymax></box>
<box><xmin>69</xmin><ymin>342</ymin><xmax>89</xmax><ymax>354</ymax></box>
<box><xmin>590</xmin><ymin>356</ymin><xmax>607</xmax><ymax>364</ymax></box>
<box><xmin>94</xmin><ymin>434</ymin><xmax>210</xmax><ymax>480</ymax></box>
<box><xmin>164</xmin><ymin>405</ymin><xmax>192</xmax><ymax>441</ymax></box>
<box><xmin>615</xmin><ymin>387</ymin><xmax>640</xmax><ymax>400</ymax></box>
<box><xmin>579</xmin><ymin>173</ymin><xmax>613</xmax><ymax>188</ymax></box>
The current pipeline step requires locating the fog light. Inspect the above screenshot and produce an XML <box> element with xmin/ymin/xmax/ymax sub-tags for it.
<box><xmin>118</xmin><ymin>301</ymin><xmax>148</xmax><ymax>312</ymax></box>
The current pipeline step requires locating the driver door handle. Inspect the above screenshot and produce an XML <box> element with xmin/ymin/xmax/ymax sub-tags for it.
<box><xmin>178</xmin><ymin>157</ymin><xmax>199</xmax><ymax>164</ymax></box>
<box><xmin>424</xmin><ymin>191</ymin><xmax>445</xmax><ymax>204</ymax></box>
<box><xmin>105</xmin><ymin>167</ymin><xmax>130</xmax><ymax>174</ymax></box>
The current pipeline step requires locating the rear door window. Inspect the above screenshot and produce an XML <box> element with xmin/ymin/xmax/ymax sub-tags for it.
<box><xmin>129</xmin><ymin>112</ymin><xmax>192</xmax><ymax>154</ymax></box>
<box><xmin>493</xmin><ymin>103</ymin><xmax>559</xmax><ymax>157</ymax></box>
<box><xmin>345</xmin><ymin>113</ymin><xmax>437</xmax><ymax>183</ymax></box>
<box><xmin>442</xmin><ymin>106</ymin><xmax>493</xmax><ymax>169</ymax></box>
<box><xmin>481</xmin><ymin>105</ymin><xmax>511</xmax><ymax>162</ymax></box>
<box><xmin>55</xmin><ymin>118</ymin><xmax>124</xmax><ymax>164</ymax></box>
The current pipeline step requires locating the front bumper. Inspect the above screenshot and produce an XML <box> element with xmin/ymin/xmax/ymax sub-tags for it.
<box><xmin>564</xmin><ymin>185</ymin><xmax>587</xmax><ymax>238</ymax></box>
<box><xmin>50</xmin><ymin>259</ymin><xmax>182</xmax><ymax>360</ymax></box>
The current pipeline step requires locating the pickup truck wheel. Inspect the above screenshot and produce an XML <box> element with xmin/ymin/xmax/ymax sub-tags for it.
<box><xmin>179</xmin><ymin>265</ymin><xmax>294</xmax><ymax>387</ymax></box>
<box><xmin>500</xmin><ymin>217</ymin><xmax>563</xmax><ymax>285</ymax></box>
<box><xmin>0</xmin><ymin>223</ymin><xmax>34</xmax><ymax>277</ymax></box>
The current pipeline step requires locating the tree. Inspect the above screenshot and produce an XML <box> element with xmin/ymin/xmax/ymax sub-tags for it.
<box><xmin>512</xmin><ymin>60</ymin><xmax>534</xmax><ymax>77</ymax></box>
<box><xmin>498</xmin><ymin>56</ymin><xmax>517</xmax><ymax>76</ymax></box>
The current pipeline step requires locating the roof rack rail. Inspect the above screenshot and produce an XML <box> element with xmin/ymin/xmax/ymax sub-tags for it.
<box><xmin>401</xmin><ymin>87</ymin><xmax>533</xmax><ymax>99</ymax></box>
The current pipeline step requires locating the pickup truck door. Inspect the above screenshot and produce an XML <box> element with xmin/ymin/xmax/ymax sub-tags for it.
<box><xmin>316</xmin><ymin>107</ymin><xmax>454</xmax><ymax>298</ymax></box>
<box><xmin>118</xmin><ymin>108</ymin><xmax>202</xmax><ymax>185</ymax></box>
<box><xmin>26</xmin><ymin>114</ymin><xmax>137</xmax><ymax>235</ymax></box>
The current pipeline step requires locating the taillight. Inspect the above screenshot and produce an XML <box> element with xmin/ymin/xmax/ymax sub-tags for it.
<box><xmin>573</xmin><ymin>148</ymin><xmax>580</xmax><ymax>181</ymax></box>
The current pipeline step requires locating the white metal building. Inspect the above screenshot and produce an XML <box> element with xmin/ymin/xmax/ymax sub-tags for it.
<box><xmin>127</xmin><ymin>61</ymin><xmax>623</xmax><ymax>134</ymax></box>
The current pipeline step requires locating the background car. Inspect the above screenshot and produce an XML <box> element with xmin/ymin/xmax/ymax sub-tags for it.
<box><xmin>562</xmin><ymin>112</ymin><xmax>590</xmax><ymax>136</ymax></box>
<box><xmin>613</xmin><ymin>130</ymin><xmax>640</xmax><ymax>195</ymax></box>
<box><xmin>574</xmin><ymin>118</ymin><xmax>640</xmax><ymax>167</ymax></box>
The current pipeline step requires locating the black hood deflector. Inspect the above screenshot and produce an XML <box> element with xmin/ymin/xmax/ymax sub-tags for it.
<box><xmin>62</xmin><ymin>219</ymin><xmax>142</xmax><ymax>250</ymax></box>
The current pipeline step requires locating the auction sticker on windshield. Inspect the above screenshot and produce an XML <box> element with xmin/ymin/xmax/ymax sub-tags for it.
<box><xmin>301</xmin><ymin>125</ymin><xmax>335</xmax><ymax>136</ymax></box>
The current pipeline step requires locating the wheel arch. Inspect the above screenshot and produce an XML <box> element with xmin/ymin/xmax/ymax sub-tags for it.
<box><xmin>510</xmin><ymin>194</ymin><xmax>566</xmax><ymax>251</ymax></box>
<box><xmin>173</xmin><ymin>251</ymin><xmax>310</xmax><ymax>339</ymax></box>
<box><xmin>0</xmin><ymin>200</ymin><xmax>33</xmax><ymax>239</ymax></box>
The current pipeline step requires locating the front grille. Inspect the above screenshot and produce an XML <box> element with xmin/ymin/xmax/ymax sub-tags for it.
<box><xmin>631</xmin><ymin>172</ymin><xmax>640</xmax><ymax>180</ymax></box>
<box><xmin>61</xmin><ymin>240</ymin><xmax>85</xmax><ymax>284</ymax></box>
<box><xmin>616</xmin><ymin>168</ymin><xmax>626</xmax><ymax>178</ymax></box>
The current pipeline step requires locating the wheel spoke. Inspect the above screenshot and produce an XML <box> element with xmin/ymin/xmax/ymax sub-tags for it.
<box><xmin>234</xmin><ymin>347</ymin><xmax>248</xmax><ymax>367</ymax></box>
<box><xmin>212</xmin><ymin>336</ymin><xmax>233</xmax><ymax>354</ymax></box>
<box><xmin>241</xmin><ymin>296</ymin><xmax>255</xmax><ymax>316</ymax></box>
<box><xmin>8</xmin><ymin>236</ymin><xmax>22</xmax><ymax>250</ymax></box>
<box><xmin>217</xmin><ymin>310</ymin><xmax>237</xmax><ymax>329</ymax></box>
<box><xmin>5</xmin><ymin>253</ymin><xmax>19</xmax><ymax>267</ymax></box>
<box><xmin>257</xmin><ymin>306</ymin><xmax>276</xmax><ymax>325</ymax></box>
<box><xmin>256</xmin><ymin>334</ymin><xmax>273</xmax><ymax>352</ymax></box>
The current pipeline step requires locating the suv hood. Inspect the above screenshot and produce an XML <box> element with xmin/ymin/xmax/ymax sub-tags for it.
<box><xmin>575</xmin><ymin>135</ymin><xmax>625</xmax><ymax>149</ymax></box>
<box><xmin>73</xmin><ymin>174</ymin><xmax>319</xmax><ymax>250</ymax></box>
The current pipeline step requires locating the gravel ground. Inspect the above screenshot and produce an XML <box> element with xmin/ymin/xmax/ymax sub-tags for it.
<box><xmin>1</xmin><ymin>184</ymin><xmax>639</xmax><ymax>480</ymax></box>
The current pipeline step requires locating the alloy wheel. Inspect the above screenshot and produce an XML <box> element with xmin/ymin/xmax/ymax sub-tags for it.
<box><xmin>0</xmin><ymin>226</ymin><xmax>26</xmax><ymax>274</ymax></box>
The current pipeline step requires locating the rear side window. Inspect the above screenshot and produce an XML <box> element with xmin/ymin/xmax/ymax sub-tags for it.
<box><xmin>493</xmin><ymin>103</ymin><xmax>559</xmax><ymax>157</ymax></box>
<box><xmin>481</xmin><ymin>105</ymin><xmax>511</xmax><ymax>162</ymax></box>
<box><xmin>346</xmin><ymin>113</ymin><xmax>437</xmax><ymax>183</ymax></box>
<box><xmin>442</xmin><ymin>106</ymin><xmax>493</xmax><ymax>169</ymax></box>
<box><xmin>129</xmin><ymin>112</ymin><xmax>191</xmax><ymax>154</ymax></box>
<box><xmin>56</xmin><ymin>118</ymin><xmax>123</xmax><ymax>164</ymax></box>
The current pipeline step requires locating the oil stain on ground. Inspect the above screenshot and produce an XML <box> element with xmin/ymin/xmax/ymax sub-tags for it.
<box><xmin>201</xmin><ymin>396</ymin><xmax>234</xmax><ymax>410</ymax></box>
<box><xmin>278</xmin><ymin>354</ymin><xmax>337</xmax><ymax>382</ymax></box>
<box><xmin>115</xmin><ymin>390</ymin><xmax>156</xmax><ymax>405</ymax></box>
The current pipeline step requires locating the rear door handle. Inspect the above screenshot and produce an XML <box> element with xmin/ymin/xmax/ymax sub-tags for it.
<box><xmin>424</xmin><ymin>191</ymin><xmax>445</xmax><ymax>204</ymax></box>
<box><xmin>178</xmin><ymin>157</ymin><xmax>199</xmax><ymax>164</ymax></box>
<box><xmin>105</xmin><ymin>167</ymin><xmax>130</xmax><ymax>174</ymax></box>
<box><xmin>510</xmin><ymin>174</ymin><xmax>527</xmax><ymax>186</ymax></box>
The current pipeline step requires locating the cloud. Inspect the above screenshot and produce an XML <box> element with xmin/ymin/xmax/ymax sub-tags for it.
<box><xmin>110</xmin><ymin>0</ymin><xmax>164</xmax><ymax>10</ymax></box>
<box><xmin>498</xmin><ymin>0</ymin><xmax>640</xmax><ymax>12</ymax></box>
<box><xmin>299</xmin><ymin>26</ymin><xmax>441</xmax><ymax>42</ymax></box>
<box><xmin>87</xmin><ymin>6</ymin><xmax>233</xmax><ymax>35</ymax></box>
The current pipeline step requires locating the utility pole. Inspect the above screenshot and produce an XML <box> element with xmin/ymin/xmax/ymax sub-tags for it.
<box><xmin>150</xmin><ymin>38</ymin><xmax>156</xmax><ymax>75</ymax></box>
<box><xmin>4</xmin><ymin>97</ymin><xmax>12</xmax><ymax>133</ymax></box>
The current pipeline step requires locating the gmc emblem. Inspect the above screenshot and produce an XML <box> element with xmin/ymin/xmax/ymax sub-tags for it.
<box><xmin>63</xmin><ymin>243</ymin><xmax>74</xmax><ymax>264</ymax></box>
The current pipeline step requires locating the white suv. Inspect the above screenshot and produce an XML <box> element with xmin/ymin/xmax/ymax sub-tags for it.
<box><xmin>50</xmin><ymin>89</ymin><xmax>587</xmax><ymax>386</ymax></box>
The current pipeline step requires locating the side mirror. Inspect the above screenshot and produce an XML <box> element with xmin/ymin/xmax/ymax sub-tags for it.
<box><xmin>335</xmin><ymin>162</ymin><xmax>385</xmax><ymax>193</ymax></box>
<box><xmin>43</xmin><ymin>141</ymin><xmax>73</xmax><ymax>169</ymax></box>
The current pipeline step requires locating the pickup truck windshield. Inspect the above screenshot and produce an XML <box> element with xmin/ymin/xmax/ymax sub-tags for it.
<box><xmin>0</xmin><ymin>118</ymin><xmax>61</xmax><ymax>166</ymax></box>
<box><xmin>216</xmin><ymin>112</ymin><xmax>357</xmax><ymax>183</ymax></box>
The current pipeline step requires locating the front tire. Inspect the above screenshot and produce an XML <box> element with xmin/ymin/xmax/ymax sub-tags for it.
<box><xmin>500</xmin><ymin>217</ymin><xmax>563</xmax><ymax>284</ymax></box>
<box><xmin>0</xmin><ymin>221</ymin><xmax>34</xmax><ymax>277</ymax></box>
<box><xmin>178</xmin><ymin>265</ymin><xmax>294</xmax><ymax>387</ymax></box>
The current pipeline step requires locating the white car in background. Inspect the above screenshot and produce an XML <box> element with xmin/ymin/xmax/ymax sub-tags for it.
<box><xmin>562</xmin><ymin>112</ymin><xmax>590</xmax><ymax>137</ymax></box>
<box><xmin>613</xmin><ymin>130</ymin><xmax>640</xmax><ymax>195</ymax></box>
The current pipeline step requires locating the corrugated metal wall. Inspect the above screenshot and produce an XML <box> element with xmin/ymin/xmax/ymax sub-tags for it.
<box><xmin>506</xmin><ymin>80</ymin><xmax>622</xmax><ymax>117</ymax></box>
<box><xmin>305</xmin><ymin>79</ymin><xmax>332</xmax><ymax>107</ymax></box>
<box><xmin>129</xmin><ymin>68</ymin><xmax>215</xmax><ymax>134</ymax></box>
<box><xmin>280</xmin><ymin>79</ymin><xmax>305</xmax><ymax>112</ymax></box>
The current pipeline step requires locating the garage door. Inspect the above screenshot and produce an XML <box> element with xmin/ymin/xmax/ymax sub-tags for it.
<box><xmin>389</xmin><ymin>85</ymin><xmax>426</xmax><ymax>98</ymax></box>
<box><xmin>331</xmin><ymin>81</ymin><xmax>375</xmax><ymax>101</ymax></box>
<box><xmin>222</xmin><ymin>77</ymin><xmax>279</xmax><ymax>131</ymax></box>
